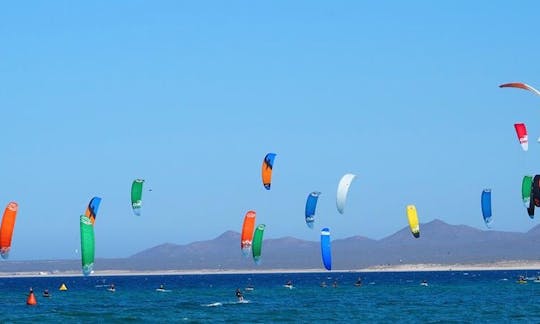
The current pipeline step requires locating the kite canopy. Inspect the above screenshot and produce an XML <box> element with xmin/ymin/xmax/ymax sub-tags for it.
<box><xmin>80</xmin><ymin>215</ymin><xmax>95</xmax><ymax>276</ymax></box>
<box><xmin>406</xmin><ymin>205</ymin><xmax>420</xmax><ymax>238</ymax></box>
<box><xmin>131</xmin><ymin>179</ymin><xmax>144</xmax><ymax>216</ymax></box>
<box><xmin>336</xmin><ymin>173</ymin><xmax>356</xmax><ymax>214</ymax></box>
<box><xmin>522</xmin><ymin>175</ymin><xmax>534</xmax><ymax>218</ymax></box>
<box><xmin>0</xmin><ymin>202</ymin><xmax>18</xmax><ymax>259</ymax></box>
<box><xmin>85</xmin><ymin>197</ymin><xmax>102</xmax><ymax>225</ymax></box>
<box><xmin>261</xmin><ymin>153</ymin><xmax>277</xmax><ymax>190</ymax></box>
<box><xmin>499</xmin><ymin>82</ymin><xmax>540</xmax><ymax>96</ymax></box>
<box><xmin>514</xmin><ymin>123</ymin><xmax>528</xmax><ymax>151</ymax></box>
<box><xmin>305</xmin><ymin>192</ymin><xmax>320</xmax><ymax>229</ymax></box>
<box><xmin>533</xmin><ymin>175</ymin><xmax>540</xmax><ymax>207</ymax></box>
<box><xmin>252</xmin><ymin>224</ymin><xmax>265</xmax><ymax>264</ymax></box>
<box><xmin>320</xmin><ymin>228</ymin><xmax>332</xmax><ymax>271</ymax></box>
<box><xmin>521</xmin><ymin>176</ymin><xmax>534</xmax><ymax>218</ymax></box>
<box><xmin>481</xmin><ymin>189</ymin><xmax>492</xmax><ymax>228</ymax></box>
<box><xmin>240</xmin><ymin>211</ymin><xmax>256</xmax><ymax>257</ymax></box>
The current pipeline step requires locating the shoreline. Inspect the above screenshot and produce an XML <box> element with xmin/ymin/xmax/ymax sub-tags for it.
<box><xmin>2</xmin><ymin>261</ymin><xmax>540</xmax><ymax>278</ymax></box>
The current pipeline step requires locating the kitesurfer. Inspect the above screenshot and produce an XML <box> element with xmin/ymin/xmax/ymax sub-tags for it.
<box><xmin>235</xmin><ymin>288</ymin><xmax>244</xmax><ymax>301</ymax></box>
<box><xmin>355</xmin><ymin>277</ymin><xmax>362</xmax><ymax>286</ymax></box>
<box><xmin>333</xmin><ymin>280</ymin><xmax>338</xmax><ymax>288</ymax></box>
<box><xmin>285</xmin><ymin>280</ymin><xmax>293</xmax><ymax>288</ymax></box>
<box><xmin>109</xmin><ymin>283</ymin><xmax>116</xmax><ymax>292</ymax></box>
<box><xmin>156</xmin><ymin>284</ymin><xmax>167</xmax><ymax>292</ymax></box>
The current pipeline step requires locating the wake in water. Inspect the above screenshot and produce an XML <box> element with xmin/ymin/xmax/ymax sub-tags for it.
<box><xmin>202</xmin><ymin>300</ymin><xmax>250</xmax><ymax>307</ymax></box>
<box><xmin>202</xmin><ymin>302</ymin><xmax>222</xmax><ymax>307</ymax></box>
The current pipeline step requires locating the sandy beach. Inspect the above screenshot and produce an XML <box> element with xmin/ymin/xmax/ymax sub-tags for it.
<box><xmin>2</xmin><ymin>261</ymin><xmax>540</xmax><ymax>278</ymax></box>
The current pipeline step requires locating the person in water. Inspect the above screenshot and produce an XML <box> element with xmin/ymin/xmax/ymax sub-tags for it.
<box><xmin>355</xmin><ymin>277</ymin><xmax>362</xmax><ymax>286</ymax></box>
<box><xmin>43</xmin><ymin>289</ymin><xmax>50</xmax><ymax>297</ymax></box>
<box><xmin>285</xmin><ymin>280</ymin><xmax>293</xmax><ymax>287</ymax></box>
<box><xmin>159</xmin><ymin>284</ymin><xmax>165</xmax><ymax>290</ymax></box>
<box><xmin>235</xmin><ymin>288</ymin><xmax>243</xmax><ymax>301</ymax></box>
<box><xmin>109</xmin><ymin>283</ymin><xmax>116</xmax><ymax>291</ymax></box>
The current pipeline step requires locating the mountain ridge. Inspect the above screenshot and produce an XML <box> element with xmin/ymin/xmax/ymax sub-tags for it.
<box><xmin>2</xmin><ymin>219</ymin><xmax>540</xmax><ymax>273</ymax></box>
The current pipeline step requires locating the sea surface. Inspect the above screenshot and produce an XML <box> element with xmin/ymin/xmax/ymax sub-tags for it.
<box><xmin>1</xmin><ymin>270</ymin><xmax>540</xmax><ymax>323</ymax></box>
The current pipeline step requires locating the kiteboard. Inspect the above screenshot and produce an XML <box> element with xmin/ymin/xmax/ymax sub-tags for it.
<box><xmin>156</xmin><ymin>288</ymin><xmax>172</xmax><ymax>292</ymax></box>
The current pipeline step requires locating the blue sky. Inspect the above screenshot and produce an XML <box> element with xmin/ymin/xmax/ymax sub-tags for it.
<box><xmin>1</xmin><ymin>1</ymin><xmax>540</xmax><ymax>260</ymax></box>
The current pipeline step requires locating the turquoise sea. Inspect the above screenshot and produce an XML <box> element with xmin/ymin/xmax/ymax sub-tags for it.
<box><xmin>1</xmin><ymin>270</ymin><xmax>540</xmax><ymax>323</ymax></box>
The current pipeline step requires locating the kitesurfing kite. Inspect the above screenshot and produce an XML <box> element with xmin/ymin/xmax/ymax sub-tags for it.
<box><xmin>532</xmin><ymin>175</ymin><xmax>540</xmax><ymax>208</ymax></box>
<box><xmin>0</xmin><ymin>202</ymin><xmax>18</xmax><ymax>259</ymax></box>
<box><xmin>336</xmin><ymin>173</ymin><xmax>356</xmax><ymax>214</ymax></box>
<box><xmin>499</xmin><ymin>82</ymin><xmax>540</xmax><ymax>96</ymax></box>
<box><xmin>406</xmin><ymin>205</ymin><xmax>420</xmax><ymax>238</ymax></box>
<box><xmin>481</xmin><ymin>189</ymin><xmax>492</xmax><ymax>228</ymax></box>
<box><xmin>241</xmin><ymin>210</ymin><xmax>256</xmax><ymax>257</ymax></box>
<box><xmin>261</xmin><ymin>153</ymin><xmax>277</xmax><ymax>190</ymax></box>
<box><xmin>252</xmin><ymin>224</ymin><xmax>265</xmax><ymax>264</ymax></box>
<box><xmin>131</xmin><ymin>179</ymin><xmax>144</xmax><ymax>216</ymax></box>
<box><xmin>525</xmin><ymin>175</ymin><xmax>540</xmax><ymax>219</ymax></box>
<box><xmin>80</xmin><ymin>215</ymin><xmax>95</xmax><ymax>276</ymax></box>
<box><xmin>305</xmin><ymin>192</ymin><xmax>320</xmax><ymax>229</ymax></box>
<box><xmin>501</xmin><ymin>83</ymin><xmax>540</xmax><ymax>142</ymax></box>
<box><xmin>85</xmin><ymin>197</ymin><xmax>102</xmax><ymax>225</ymax></box>
<box><xmin>514</xmin><ymin>123</ymin><xmax>528</xmax><ymax>151</ymax></box>
<box><xmin>523</xmin><ymin>175</ymin><xmax>534</xmax><ymax>218</ymax></box>
<box><xmin>320</xmin><ymin>228</ymin><xmax>332</xmax><ymax>271</ymax></box>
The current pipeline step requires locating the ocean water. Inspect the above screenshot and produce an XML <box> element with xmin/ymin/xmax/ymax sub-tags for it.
<box><xmin>1</xmin><ymin>270</ymin><xmax>540</xmax><ymax>323</ymax></box>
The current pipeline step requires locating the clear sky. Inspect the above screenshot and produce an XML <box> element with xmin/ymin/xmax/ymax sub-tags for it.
<box><xmin>1</xmin><ymin>1</ymin><xmax>540</xmax><ymax>260</ymax></box>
